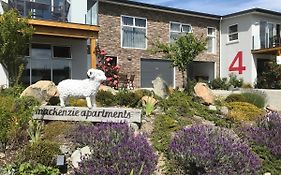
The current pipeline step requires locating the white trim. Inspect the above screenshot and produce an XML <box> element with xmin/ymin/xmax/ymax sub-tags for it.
<box><xmin>228</xmin><ymin>23</ymin><xmax>239</xmax><ymax>42</ymax></box>
<box><xmin>120</xmin><ymin>15</ymin><xmax>147</xmax><ymax>50</ymax></box>
<box><xmin>173</xmin><ymin>67</ymin><xmax>176</xmax><ymax>88</ymax></box>
<box><xmin>206</xmin><ymin>27</ymin><xmax>216</xmax><ymax>54</ymax></box>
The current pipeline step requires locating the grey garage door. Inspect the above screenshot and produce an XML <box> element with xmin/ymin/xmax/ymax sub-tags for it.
<box><xmin>141</xmin><ymin>58</ymin><xmax>174</xmax><ymax>88</ymax></box>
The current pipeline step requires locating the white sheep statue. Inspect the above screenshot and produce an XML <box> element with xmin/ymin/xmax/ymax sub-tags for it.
<box><xmin>57</xmin><ymin>68</ymin><xmax>107</xmax><ymax>108</ymax></box>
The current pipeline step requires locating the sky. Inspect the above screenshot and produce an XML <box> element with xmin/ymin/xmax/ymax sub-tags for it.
<box><xmin>133</xmin><ymin>0</ymin><xmax>281</xmax><ymax>15</ymax></box>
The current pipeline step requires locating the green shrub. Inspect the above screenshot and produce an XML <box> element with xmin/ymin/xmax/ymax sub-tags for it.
<box><xmin>1</xmin><ymin>85</ymin><xmax>25</xmax><ymax>98</ymax></box>
<box><xmin>0</xmin><ymin>108</ymin><xmax>12</xmax><ymax>151</ymax></box>
<box><xmin>134</xmin><ymin>89</ymin><xmax>154</xmax><ymax>98</ymax></box>
<box><xmin>241</xmin><ymin>83</ymin><xmax>253</xmax><ymax>89</ymax></box>
<box><xmin>43</xmin><ymin>121</ymin><xmax>75</xmax><ymax>142</ymax></box>
<box><xmin>256</xmin><ymin>62</ymin><xmax>281</xmax><ymax>89</ymax></box>
<box><xmin>225</xmin><ymin>93</ymin><xmax>246</xmax><ymax>103</ymax></box>
<box><xmin>3</xmin><ymin>162</ymin><xmax>60</xmax><ymax>175</ymax></box>
<box><xmin>115</xmin><ymin>90</ymin><xmax>141</xmax><ymax>108</ymax></box>
<box><xmin>226</xmin><ymin>102</ymin><xmax>264</xmax><ymax>123</ymax></box>
<box><xmin>228</xmin><ymin>73</ymin><xmax>243</xmax><ymax>88</ymax></box>
<box><xmin>209</xmin><ymin>77</ymin><xmax>229</xmax><ymax>90</ymax></box>
<box><xmin>241</xmin><ymin>92</ymin><xmax>266</xmax><ymax>108</ymax></box>
<box><xmin>69</xmin><ymin>98</ymin><xmax>87</xmax><ymax>107</ymax></box>
<box><xmin>19</xmin><ymin>140</ymin><xmax>61</xmax><ymax>166</ymax></box>
<box><xmin>96</xmin><ymin>90</ymin><xmax>117</xmax><ymax>106</ymax></box>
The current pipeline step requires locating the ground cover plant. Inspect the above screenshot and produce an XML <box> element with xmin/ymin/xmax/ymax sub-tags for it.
<box><xmin>170</xmin><ymin>125</ymin><xmax>261</xmax><ymax>174</ymax></box>
<box><xmin>71</xmin><ymin>123</ymin><xmax>157</xmax><ymax>175</ymax></box>
<box><xmin>225</xmin><ymin>91</ymin><xmax>266</xmax><ymax>108</ymax></box>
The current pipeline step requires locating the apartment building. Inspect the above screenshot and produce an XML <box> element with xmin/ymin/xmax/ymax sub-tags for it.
<box><xmin>0</xmin><ymin>0</ymin><xmax>99</xmax><ymax>86</ymax></box>
<box><xmin>221</xmin><ymin>8</ymin><xmax>281</xmax><ymax>85</ymax></box>
<box><xmin>1</xmin><ymin>0</ymin><xmax>281</xmax><ymax>88</ymax></box>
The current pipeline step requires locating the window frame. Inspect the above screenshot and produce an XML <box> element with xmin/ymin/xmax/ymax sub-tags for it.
<box><xmin>52</xmin><ymin>45</ymin><xmax>72</xmax><ymax>59</ymax></box>
<box><xmin>207</xmin><ymin>27</ymin><xmax>216</xmax><ymax>54</ymax></box>
<box><xmin>120</xmin><ymin>15</ymin><xmax>147</xmax><ymax>49</ymax></box>
<box><xmin>169</xmin><ymin>21</ymin><xmax>192</xmax><ymax>43</ymax></box>
<box><xmin>228</xmin><ymin>23</ymin><xmax>239</xmax><ymax>42</ymax></box>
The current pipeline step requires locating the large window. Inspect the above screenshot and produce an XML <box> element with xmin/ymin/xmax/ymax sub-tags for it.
<box><xmin>207</xmin><ymin>27</ymin><xmax>216</xmax><ymax>54</ymax></box>
<box><xmin>121</xmin><ymin>16</ymin><xmax>147</xmax><ymax>49</ymax></box>
<box><xmin>170</xmin><ymin>22</ymin><xmax>192</xmax><ymax>42</ymax></box>
<box><xmin>228</xmin><ymin>24</ymin><xmax>238</xmax><ymax>41</ymax></box>
<box><xmin>22</xmin><ymin>44</ymin><xmax>71</xmax><ymax>85</ymax></box>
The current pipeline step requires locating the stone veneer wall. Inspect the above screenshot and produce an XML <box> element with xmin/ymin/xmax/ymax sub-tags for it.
<box><xmin>98</xmin><ymin>2</ymin><xmax>220</xmax><ymax>88</ymax></box>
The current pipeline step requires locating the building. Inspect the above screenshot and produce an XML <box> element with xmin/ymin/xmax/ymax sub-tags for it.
<box><xmin>1</xmin><ymin>0</ymin><xmax>281</xmax><ymax>88</ymax></box>
<box><xmin>0</xmin><ymin>0</ymin><xmax>99</xmax><ymax>86</ymax></box>
<box><xmin>221</xmin><ymin>8</ymin><xmax>281</xmax><ymax>85</ymax></box>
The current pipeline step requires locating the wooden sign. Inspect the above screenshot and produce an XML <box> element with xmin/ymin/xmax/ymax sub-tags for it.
<box><xmin>33</xmin><ymin>106</ymin><xmax>142</xmax><ymax>124</ymax></box>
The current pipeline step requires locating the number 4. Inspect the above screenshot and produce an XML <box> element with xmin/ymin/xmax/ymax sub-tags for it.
<box><xmin>228</xmin><ymin>51</ymin><xmax>246</xmax><ymax>74</ymax></box>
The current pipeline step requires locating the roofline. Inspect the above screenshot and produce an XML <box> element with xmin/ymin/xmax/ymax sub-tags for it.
<box><xmin>223</xmin><ymin>8</ymin><xmax>281</xmax><ymax>19</ymax></box>
<box><xmin>100</xmin><ymin>0</ymin><xmax>221</xmax><ymax>20</ymax></box>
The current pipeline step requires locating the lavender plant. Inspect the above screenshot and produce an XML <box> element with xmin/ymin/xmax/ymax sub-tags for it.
<box><xmin>241</xmin><ymin>112</ymin><xmax>281</xmax><ymax>157</ymax></box>
<box><xmin>71</xmin><ymin>123</ymin><xmax>157</xmax><ymax>175</ymax></box>
<box><xmin>169</xmin><ymin>125</ymin><xmax>261</xmax><ymax>175</ymax></box>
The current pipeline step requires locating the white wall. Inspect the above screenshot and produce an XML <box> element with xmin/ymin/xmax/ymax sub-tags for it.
<box><xmin>32</xmin><ymin>36</ymin><xmax>88</xmax><ymax>80</ymax></box>
<box><xmin>221</xmin><ymin>15</ymin><xmax>255</xmax><ymax>84</ymax></box>
<box><xmin>68</xmin><ymin>0</ymin><xmax>87</xmax><ymax>24</ymax></box>
<box><xmin>0</xmin><ymin>0</ymin><xmax>3</xmax><ymax>15</ymax></box>
<box><xmin>0</xmin><ymin>64</ymin><xmax>9</xmax><ymax>87</ymax></box>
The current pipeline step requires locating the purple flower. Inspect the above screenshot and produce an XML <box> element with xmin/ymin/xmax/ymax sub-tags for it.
<box><xmin>170</xmin><ymin>124</ymin><xmax>261</xmax><ymax>174</ymax></box>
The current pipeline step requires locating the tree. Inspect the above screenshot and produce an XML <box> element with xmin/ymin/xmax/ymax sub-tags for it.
<box><xmin>152</xmin><ymin>33</ymin><xmax>207</xmax><ymax>88</ymax></box>
<box><xmin>0</xmin><ymin>9</ymin><xmax>33</xmax><ymax>84</ymax></box>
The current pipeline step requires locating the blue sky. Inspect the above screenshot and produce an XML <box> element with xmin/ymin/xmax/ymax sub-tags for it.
<box><xmin>133</xmin><ymin>0</ymin><xmax>281</xmax><ymax>15</ymax></box>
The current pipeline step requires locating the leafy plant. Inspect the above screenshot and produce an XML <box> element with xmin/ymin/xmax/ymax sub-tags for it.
<box><xmin>170</xmin><ymin>125</ymin><xmax>261</xmax><ymax>174</ymax></box>
<box><xmin>225</xmin><ymin>93</ymin><xmax>246</xmax><ymax>103</ymax></box>
<box><xmin>3</xmin><ymin>162</ymin><xmax>60</xmax><ymax>175</ymax></box>
<box><xmin>0</xmin><ymin>9</ymin><xmax>34</xmax><ymax>84</ymax></box>
<box><xmin>28</xmin><ymin>120</ymin><xmax>43</xmax><ymax>144</ymax></box>
<box><xmin>241</xmin><ymin>92</ymin><xmax>266</xmax><ymax>108</ymax></box>
<box><xmin>142</xmin><ymin>96</ymin><xmax>157</xmax><ymax>116</ymax></box>
<box><xmin>43</xmin><ymin>121</ymin><xmax>75</xmax><ymax>142</ymax></box>
<box><xmin>69</xmin><ymin>98</ymin><xmax>87</xmax><ymax>107</ymax></box>
<box><xmin>256</xmin><ymin>62</ymin><xmax>281</xmax><ymax>89</ymax></box>
<box><xmin>96</xmin><ymin>47</ymin><xmax>120</xmax><ymax>89</ymax></box>
<box><xmin>19</xmin><ymin>140</ymin><xmax>61</xmax><ymax>166</ymax></box>
<box><xmin>209</xmin><ymin>77</ymin><xmax>229</xmax><ymax>90</ymax></box>
<box><xmin>226</xmin><ymin>102</ymin><xmax>264</xmax><ymax>123</ymax></box>
<box><xmin>151</xmin><ymin>33</ymin><xmax>206</xmax><ymax>88</ymax></box>
<box><xmin>96</xmin><ymin>90</ymin><xmax>117</xmax><ymax>106</ymax></box>
<box><xmin>115</xmin><ymin>90</ymin><xmax>141</xmax><ymax>108</ymax></box>
<box><xmin>228</xmin><ymin>73</ymin><xmax>243</xmax><ymax>88</ymax></box>
<box><xmin>71</xmin><ymin>123</ymin><xmax>157</xmax><ymax>175</ymax></box>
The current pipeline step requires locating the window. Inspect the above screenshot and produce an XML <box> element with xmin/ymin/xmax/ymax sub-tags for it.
<box><xmin>170</xmin><ymin>22</ymin><xmax>192</xmax><ymax>42</ymax></box>
<box><xmin>21</xmin><ymin>44</ymin><xmax>72</xmax><ymax>85</ymax></box>
<box><xmin>228</xmin><ymin>24</ymin><xmax>238</xmax><ymax>41</ymax></box>
<box><xmin>121</xmin><ymin>16</ymin><xmax>147</xmax><ymax>49</ymax></box>
<box><xmin>207</xmin><ymin>27</ymin><xmax>216</xmax><ymax>53</ymax></box>
<box><xmin>53</xmin><ymin>46</ymin><xmax>71</xmax><ymax>58</ymax></box>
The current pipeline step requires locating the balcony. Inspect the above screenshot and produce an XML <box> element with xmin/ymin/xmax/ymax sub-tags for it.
<box><xmin>7</xmin><ymin>0</ymin><xmax>70</xmax><ymax>22</ymax></box>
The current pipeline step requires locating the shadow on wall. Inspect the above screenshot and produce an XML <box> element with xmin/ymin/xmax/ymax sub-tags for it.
<box><xmin>0</xmin><ymin>64</ymin><xmax>9</xmax><ymax>88</ymax></box>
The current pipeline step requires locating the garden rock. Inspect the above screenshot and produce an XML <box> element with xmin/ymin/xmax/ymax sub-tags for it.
<box><xmin>194</xmin><ymin>83</ymin><xmax>214</xmax><ymax>105</ymax></box>
<box><xmin>264</xmin><ymin>173</ymin><xmax>271</xmax><ymax>175</ymax></box>
<box><xmin>220</xmin><ymin>106</ymin><xmax>229</xmax><ymax>116</ymax></box>
<box><xmin>152</xmin><ymin>77</ymin><xmax>169</xmax><ymax>98</ymax></box>
<box><xmin>0</xmin><ymin>152</ymin><xmax>5</xmax><ymax>159</ymax></box>
<box><xmin>71</xmin><ymin>146</ymin><xmax>92</xmax><ymax>168</ymax></box>
<box><xmin>99</xmin><ymin>85</ymin><xmax>116</xmax><ymax>95</ymax></box>
<box><xmin>20</xmin><ymin>80</ymin><xmax>58</xmax><ymax>104</ymax></box>
<box><xmin>208</xmin><ymin>105</ymin><xmax>217</xmax><ymax>111</ymax></box>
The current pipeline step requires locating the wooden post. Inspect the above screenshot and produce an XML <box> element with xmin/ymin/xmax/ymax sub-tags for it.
<box><xmin>90</xmin><ymin>37</ymin><xmax>97</xmax><ymax>68</ymax></box>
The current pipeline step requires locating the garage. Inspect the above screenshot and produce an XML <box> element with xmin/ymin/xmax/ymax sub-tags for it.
<box><xmin>141</xmin><ymin>58</ymin><xmax>174</xmax><ymax>88</ymax></box>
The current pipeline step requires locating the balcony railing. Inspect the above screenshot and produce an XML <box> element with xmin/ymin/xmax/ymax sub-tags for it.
<box><xmin>7</xmin><ymin>0</ymin><xmax>70</xmax><ymax>22</ymax></box>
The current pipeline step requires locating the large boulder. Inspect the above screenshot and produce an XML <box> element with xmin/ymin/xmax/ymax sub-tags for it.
<box><xmin>20</xmin><ymin>80</ymin><xmax>58</xmax><ymax>104</ymax></box>
<box><xmin>194</xmin><ymin>83</ymin><xmax>215</xmax><ymax>105</ymax></box>
<box><xmin>99</xmin><ymin>85</ymin><xmax>116</xmax><ymax>95</ymax></box>
<box><xmin>152</xmin><ymin>77</ymin><xmax>169</xmax><ymax>98</ymax></box>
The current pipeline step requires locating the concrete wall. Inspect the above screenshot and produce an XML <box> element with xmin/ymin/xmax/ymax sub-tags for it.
<box><xmin>221</xmin><ymin>15</ymin><xmax>254</xmax><ymax>84</ymax></box>
<box><xmin>98</xmin><ymin>1</ymin><xmax>220</xmax><ymax>88</ymax></box>
<box><xmin>32</xmin><ymin>36</ymin><xmax>88</xmax><ymax>80</ymax></box>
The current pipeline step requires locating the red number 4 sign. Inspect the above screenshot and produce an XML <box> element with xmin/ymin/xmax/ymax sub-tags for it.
<box><xmin>228</xmin><ymin>51</ymin><xmax>246</xmax><ymax>74</ymax></box>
